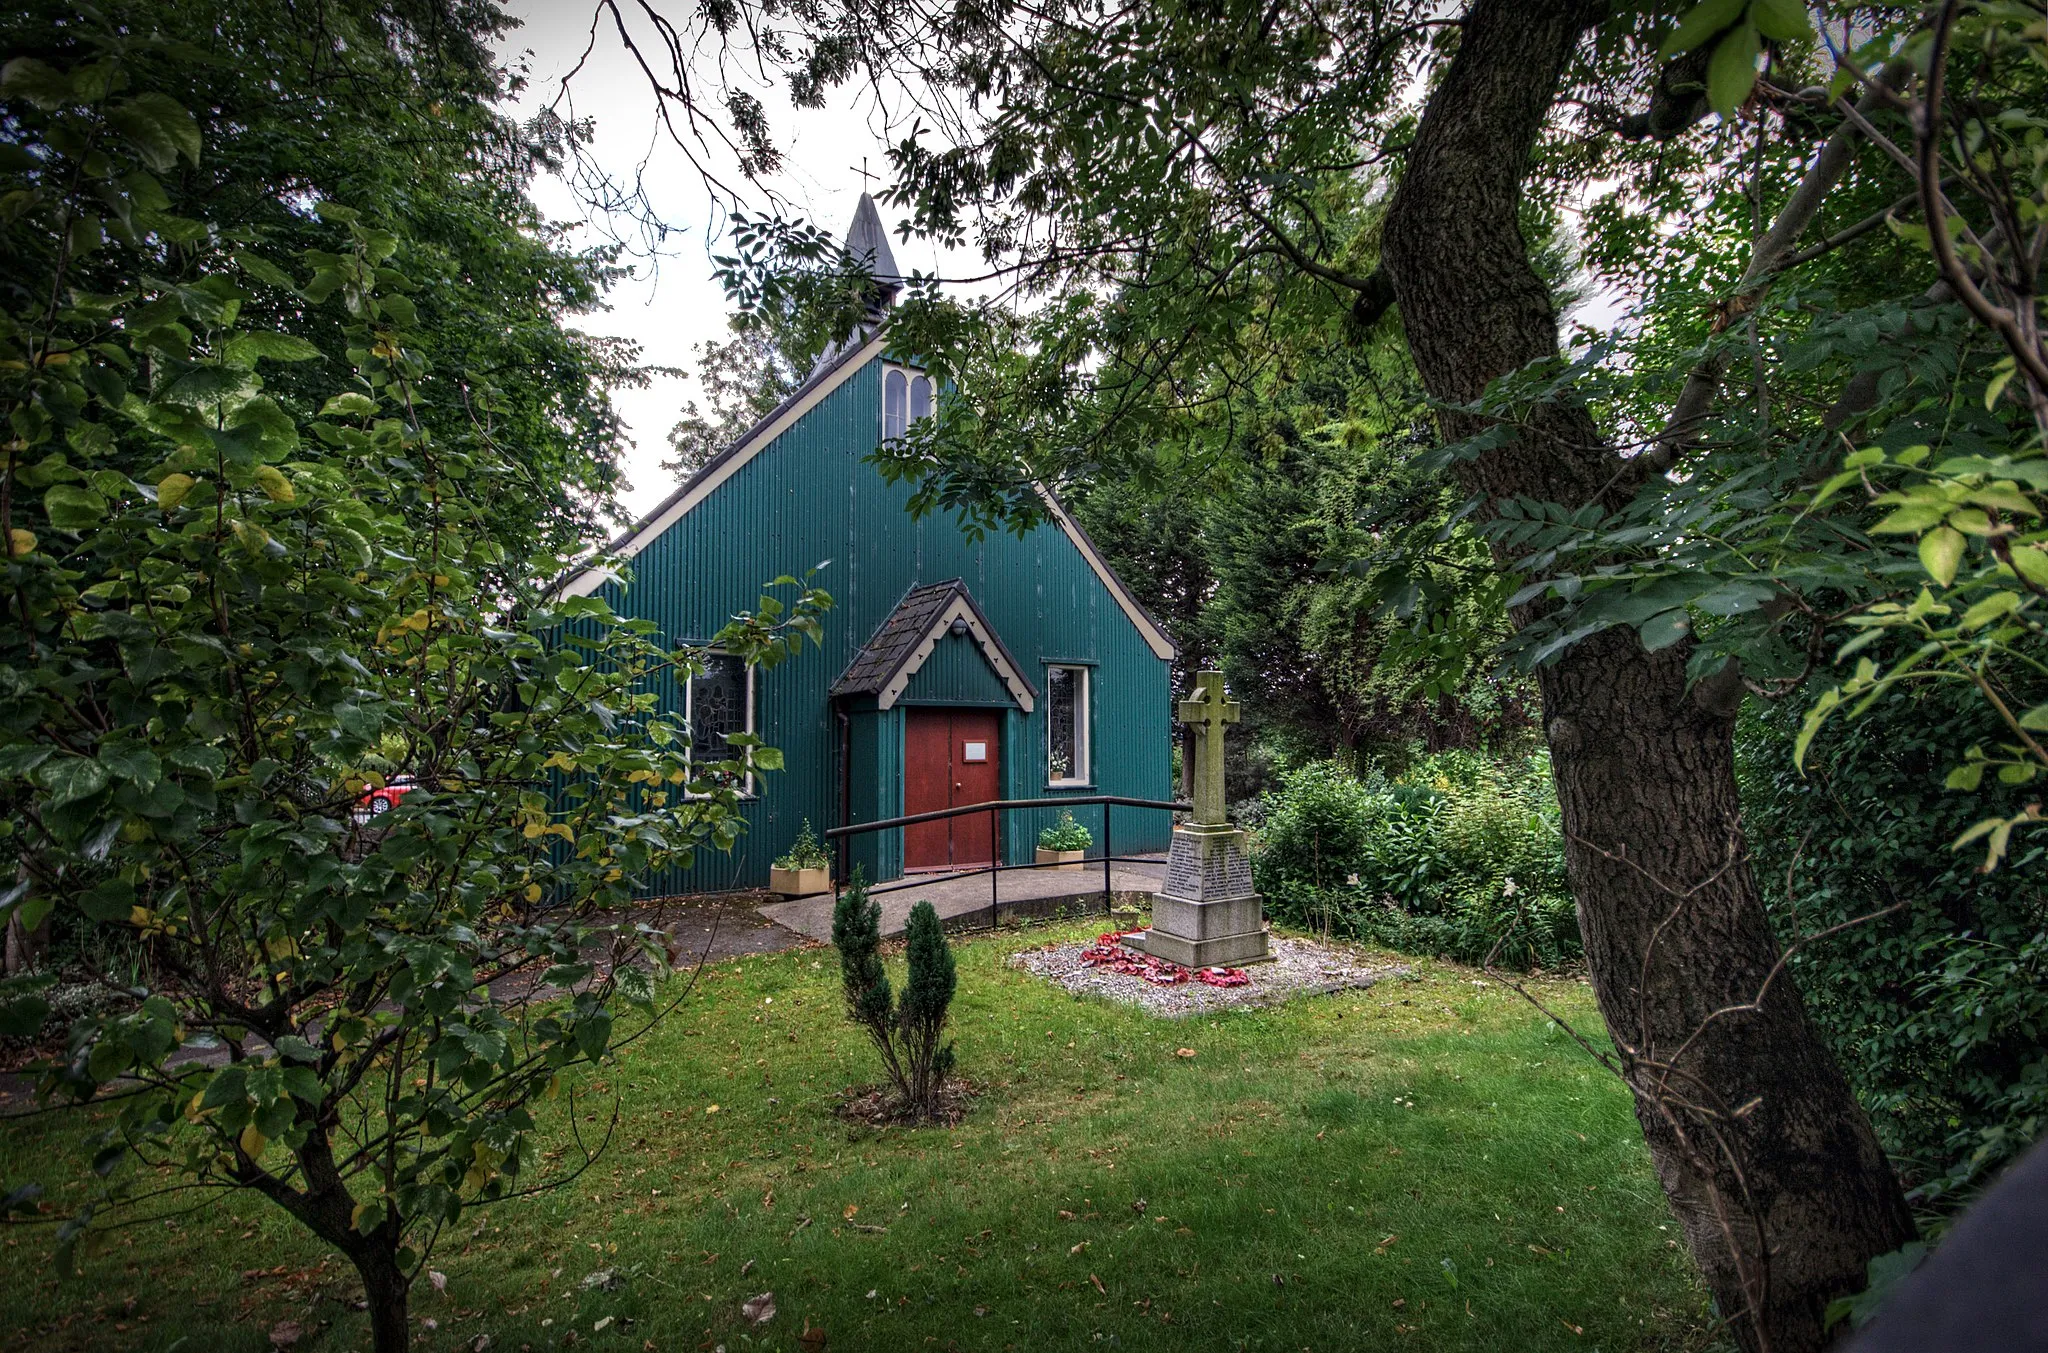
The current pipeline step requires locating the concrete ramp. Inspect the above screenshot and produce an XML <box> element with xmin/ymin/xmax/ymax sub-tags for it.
<box><xmin>757</xmin><ymin>859</ymin><xmax>1166</xmax><ymax>942</ymax></box>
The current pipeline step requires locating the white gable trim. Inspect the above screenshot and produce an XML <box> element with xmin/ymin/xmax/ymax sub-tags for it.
<box><xmin>1036</xmin><ymin>490</ymin><xmax>1179</xmax><ymax>660</ymax></box>
<box><xmin>877</xmin><ymin>596</ymin><xmax>1036</xmax><ymax>713</ymax></box>
<box><xmin>557</xmin><ymin>329</ymin><xmax>893</xmax><ymax>599</ymax></box>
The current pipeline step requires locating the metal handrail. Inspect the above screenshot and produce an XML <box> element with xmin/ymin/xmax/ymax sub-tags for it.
<box><xmin>825</xmin><ymin>794</ymin><xmax>1188</xmax><ymax>931</ymax></box>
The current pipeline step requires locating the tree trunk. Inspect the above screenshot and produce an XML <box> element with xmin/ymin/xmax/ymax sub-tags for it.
<box><xmin>1378</xmin><ymin>0</ymin><xmax>1916</xmax><ymax>1347</ymax></box>
<box><xmin>242</xmin><ymin>1122</ymin><xmax>413</xmax><ymax>1353</ymax></box>
<box><xmin>351</xmin><ymin>1242</ymin><xmax>412</xmax><ymax>1353</ymax></box>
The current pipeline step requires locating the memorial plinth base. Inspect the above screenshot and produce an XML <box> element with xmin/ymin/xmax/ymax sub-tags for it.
<box><xmin>1130</xmin><ymin>824</ymin><xmax>1270</xmax><ymax>968</ymax></box>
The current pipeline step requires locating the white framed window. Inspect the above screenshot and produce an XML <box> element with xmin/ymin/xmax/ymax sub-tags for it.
<box><xmin>884</xmin><ymin>365</ymin><xmax>934</xmax><ymax>443</ymax></box>
<box><xmin>686</xmin><ymin>652</ymin><xmax>756</xmax><ymax>794</ymax></box>
<box><xmin>1045</xmin><ymin>664</ymin><xmax>1090</xmax><ymax>785</ymax></box>
<box><xmin>884</xmin><ymin>367</ymin><xmax>908</xmax><ymax>441</ymax></box>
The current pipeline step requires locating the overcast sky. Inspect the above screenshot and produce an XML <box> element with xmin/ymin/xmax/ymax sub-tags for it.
<box><xmin>496</xmin><ymin>1</ymin><xmax>979</xmax><ymax>520</ymax></box>
<box><xmin>495</xmin><ymin>3</ymin><xmax>1627</xmax><ymax>524</ymax></box>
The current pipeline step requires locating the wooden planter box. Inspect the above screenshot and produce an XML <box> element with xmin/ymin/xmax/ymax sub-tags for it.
<box><xmin>1035</xmin><ymin>847</ymin><xmax>1086</xmax><ymax>872</ymax></box>
<box><xmin>769</xmin><ymin>865</ymin><xmax>831</xmax><ymax>897</ymax></box>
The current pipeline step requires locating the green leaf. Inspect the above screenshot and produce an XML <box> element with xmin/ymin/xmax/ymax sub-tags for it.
<box><xmin>34</xmin><ymin>756</ymin><xmax>110</xmax><ymax>808</ymax></box>
<box><xmin>1919</xmin><ymin>525</ymin><xmax>1966</xmax><ymax>586</ymax></box>
<box><xmin>43</xmin><ymin>484</ymin><xmax>108</xmax><ymax>530</ymax></box>
<box><xmin>1637</xmin><ymin>608</ymin><xmax>1692</xmax><ymax>652</ymax></box>
<box><xmin>133</xmin><ymin>93</ymin><xmax>201</xmax><ymax>166</ymax></box>
<box><xmin>100</xmin><ymin>743</ymin><xmax>161</xmax><ymax>790</ymax></box>
<box><xmin>236</xmin><ymin>252</ymin><xmax>299</xmax><ymax>292</ymax></box>
<box><xmin>1707</xmin><ymin>24</ymin><xmax>1762</xmax><ymax>117</ymax></box>
<box><xmin>0</xmin><ymin>58</ymin><xmax>74</xmax><ymax>110</ymax></box>
<box><xmin>320</xmin><ymin>392</ymin><xmax>377</xmax><ymax>418</ymax></box>
<box><xmin>1748</xmin><ymin>0</ymin><xmax>1811</xmax><ymax>43</ymax></box>
<box><xmin>752</xmin><ymin>745</ymin><xmax>785</xmax><ymax>771</ymax></box>
<box><xmin>79</xmin><ymin>877</ymin><xmax>134</xmax><ymax>923</ymax></box>
<box><xmin>225</xmin><ymin>332</ymin><xmax>322</xmax><ymax>365</ymax></box>
<box><xmin>253</xmin><ymin>465</ymin><xmax>295</xmax><ymax>503</ymax></box>
<box><xmin>157</xmin><ymin>473</ymin><xmax>196</xmax><ymax>511</ymax></box>
<box><xmin>1958</xmin><ymin>591</ymin><xmax>2021</xmax><ymax>631</ymax></box>
<box><xmin>1660</xmin><ymin>0</ymin><xmax>1747</xmax><ymax>56</ymax></box>
<box><xmin>1946</xmin><ymin>761</ymin><xmax>1986</xmax><ymax>790</ymax></box>
<box><xmin>1871</xmin><ymin>504</ymin><xmax>1946</xmax><ymax>534</ymax></box>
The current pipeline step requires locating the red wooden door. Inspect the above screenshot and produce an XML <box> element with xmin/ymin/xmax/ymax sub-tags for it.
<box><xmin>902</xmin><ymin>709</ymin><xmax>1003</xmax><ymax>870</ymax></box>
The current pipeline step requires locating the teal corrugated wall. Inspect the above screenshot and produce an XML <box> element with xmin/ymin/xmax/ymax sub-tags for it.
<box><xmin>590</xmin><ymin>354</ymin><xmax>1174</xmax><ymax>893</ymax></box>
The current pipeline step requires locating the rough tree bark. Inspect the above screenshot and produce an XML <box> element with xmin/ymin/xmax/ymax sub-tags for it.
<box><xmin>1378</xmin><ymin>0</ymin><xmax>1916</xmax><ymax>1347</ymax></box>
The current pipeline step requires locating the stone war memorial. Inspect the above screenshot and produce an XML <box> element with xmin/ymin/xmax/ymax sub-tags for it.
<box><xmin>1130</xmin><ymin>670</ymin><xmax>1271</xmax><ymax>968</ymax></box>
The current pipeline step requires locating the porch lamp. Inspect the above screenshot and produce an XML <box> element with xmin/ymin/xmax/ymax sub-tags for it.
<box><xmin>950</xmin><ymin>617</ymin><xmax>970</xmax><ymax>636</ymax></box>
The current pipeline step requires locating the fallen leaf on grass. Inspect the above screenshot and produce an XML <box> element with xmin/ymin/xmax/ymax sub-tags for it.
<box><xmin>1560</xmin><ymin>1319</ymin><xmax>1583</xmax><ymax>1336</ymax></box>
<box><xmin>842</xmin><ymin>1204</ymin><xmax>859</xmax><ymax>1220</ymax></box>
<box><xmin>1173</xmin><ymin>1048</ymin><xmax>1195</xmax><ymax>1058</ymax></box>
<box><xmin>268</xmin><ymin>1322</ymin><xmax>301</xmax><ymax>1349</ymax></box>
<box><xmin>1374</xmin><ymin>1234</ymin><xmax>1399</xmax><ymax>1256</ymax></box>
<box><xmin>1089</xmin><ymin>1274</ymin><xmax>1106</xmax><ymax>1294</ymax></box>
<box><xmin>742</xmin><ymin>1291</ymin><xmax>777</xmax><ymax>1325</ymax></box>
<box><xmin>1069</xmin><ymin>1241</ymin><xmax>1089</xmax><ymax>1256</ymax></box>
<box><xmin>429</xmin><ymin>1270</ymin><xmax>447</xmax><ymax>1293</ymax></box>
<box><xmin>593</xmin><ymin>1316</ymin><xmax>613</xmax><ymax>1332</ymax></box>
<box><xmin>799</xmin><ymin>1324</ymin><xmax>827</xmax><ymax>1349</ymax></box>
<box><xmin>1058</xmin><ymin>1209</ymin><xmax>1076</xmax><ymax>1220</ymax></box>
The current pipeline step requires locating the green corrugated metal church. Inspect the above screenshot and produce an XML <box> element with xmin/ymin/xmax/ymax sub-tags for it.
<box><xmin>556</xmin><ymin>195</ymin><xmax>1178</xmax><ymax>895</ymax></box>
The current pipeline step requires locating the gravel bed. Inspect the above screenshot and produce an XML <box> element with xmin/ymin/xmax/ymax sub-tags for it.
<box><xmin>1008</xmin><ymin>932</ymin><xmax>1403</xmax><ymax>1018</ymax></box>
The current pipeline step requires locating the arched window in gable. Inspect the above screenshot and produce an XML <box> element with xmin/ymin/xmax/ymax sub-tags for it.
<box><xmin>909</xmin><ymin>374</ymin><xmax>932</xmax><ymax>424</ymax></box>
<box><xmin>884</xmin><ymin>367</ymin><xmax>908</xmax><ymax>441</ymax></box>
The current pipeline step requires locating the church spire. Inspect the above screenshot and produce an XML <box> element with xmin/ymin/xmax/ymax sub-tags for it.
<box><xmin>844</xmin><ymin>191</ymin><xmax>901</xmax><ymax>296</ymax></box>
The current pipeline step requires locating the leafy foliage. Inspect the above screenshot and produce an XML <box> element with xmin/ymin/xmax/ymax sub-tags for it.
<box><xmin>0</xmin><ymin>12</ymin><xmax>828</xmax><ymax>1346</ymax></box>
<box><xmin>1740</xmin><ymin>689</ymin><xmax>2048</xmax><ymax>1207</ymax></box>
<box><xmin>664</xmin><ymin>314</ymin><xmax>806</xmax><ymax>475</ymax></box>
<box><xmin>1036</xmin><ymin>810</ymin><xmax>1092</xmax><ymax>853</ymax></box>
<box><xmin>774</xmin><ymin>819</ymin><xmax>831</xmax><ymax>872</ymax></box>
<box><xmin>1251</xmin><ymin>756</ymin><xmax>1578</xmax><ymax>969</ymax></box>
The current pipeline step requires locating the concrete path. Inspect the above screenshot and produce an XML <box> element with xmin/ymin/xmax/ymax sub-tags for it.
<box><xmin>758</xmin><ymin>857</ymin><xmax>1166</xmax><ymax>941</ymax></box>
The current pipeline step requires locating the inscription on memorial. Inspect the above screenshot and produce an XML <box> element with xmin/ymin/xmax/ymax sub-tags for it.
<box><xmin>1162</xmin><ymin>832</ymin><xmax>1255</xmax><ymax>901</ymax></box>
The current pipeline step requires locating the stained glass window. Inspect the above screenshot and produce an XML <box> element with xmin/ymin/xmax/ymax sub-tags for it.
<box><xmin>1047</xmin><ymin>665</ymin><xmax>1088</xmax><ymax>783</ymax></box>
<box><xmin>688</xmin><ymin>654</ymin><xmax>751</xmax><ymax>789</ymax></box>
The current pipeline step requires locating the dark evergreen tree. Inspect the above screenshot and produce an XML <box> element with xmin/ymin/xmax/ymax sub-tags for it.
<box><xmin>898</xmin><ymin>900</ymin><xmax>957</xmax><ymax>1113</ymax></box>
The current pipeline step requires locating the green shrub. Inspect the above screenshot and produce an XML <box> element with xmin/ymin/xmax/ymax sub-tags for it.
<box><xmin>830</xmin><ymin>874</ymin><xmax>961</xmax><ymax>1121</ymax></box>
<box><xmin>1252</xmin><ymin>760</ymin><xmax>1385</xmax><ymax>895</ymax></box>
<box><xmin>1252</xmin><ymin>753</ymin><xmax>1578</xmax><ymax>968</ymax></box>
<box><xmin>1739</xmin><ymin>688</ymin><xmax>2048</xmax><ymax>1208</ymax></box>
<box><xmin>1037</xmin><ymin>810</ymin><xmax>1093</xmax><ymax>852</ymax></box>
<box><xmin>775</xmin><ymin>819</ymin><xmax>831</xmax><ymax>871</ymax></box>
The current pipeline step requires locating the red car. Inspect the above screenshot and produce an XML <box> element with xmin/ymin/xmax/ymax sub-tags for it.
<box><xmin>356</xmin><ymin>775</ymin><xmax>417</xmax><ymax>819</ymax></box>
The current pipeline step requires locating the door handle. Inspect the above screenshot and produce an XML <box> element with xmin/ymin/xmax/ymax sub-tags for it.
<box><xmin>955</xmin><ymin>781</ymin><xmax>963</xmax><ymax>790</ymax></box>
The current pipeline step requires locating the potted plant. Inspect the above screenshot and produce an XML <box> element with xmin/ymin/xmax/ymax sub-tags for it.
<box><xmin>1035</xmin><ymin>810</ymin><xmax>1093</xmax><ymax>871</ymax></box>
<box><xmin>770</xmin><ymin>820</ymin><xmax>832</xmax><ymax>896</ymax></box>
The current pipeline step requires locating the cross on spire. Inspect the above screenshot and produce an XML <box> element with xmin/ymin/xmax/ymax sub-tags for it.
<box><xmin>1177</xmin><ymin>670</ymin><xmax>1239</xmax><ymax>827</ymax></box>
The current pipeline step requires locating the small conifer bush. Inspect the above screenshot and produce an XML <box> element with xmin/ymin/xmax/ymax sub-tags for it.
<box><xmin>830</xmin><ymin>873</ymin><xmax>960</xmax><ymax>1120</ymax></box>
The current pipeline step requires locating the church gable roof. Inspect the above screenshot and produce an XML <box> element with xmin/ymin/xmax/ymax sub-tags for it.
<box><xmin>832</xmin><ymin>579</ymin><xmax>1038</xmax><ymax>712</ymax></box>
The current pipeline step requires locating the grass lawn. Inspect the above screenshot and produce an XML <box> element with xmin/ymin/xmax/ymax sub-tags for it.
<box><xmin>0</xmin><ymin>922</ymin><xmax>1709</xmax><ymax>1352</ymax></box>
